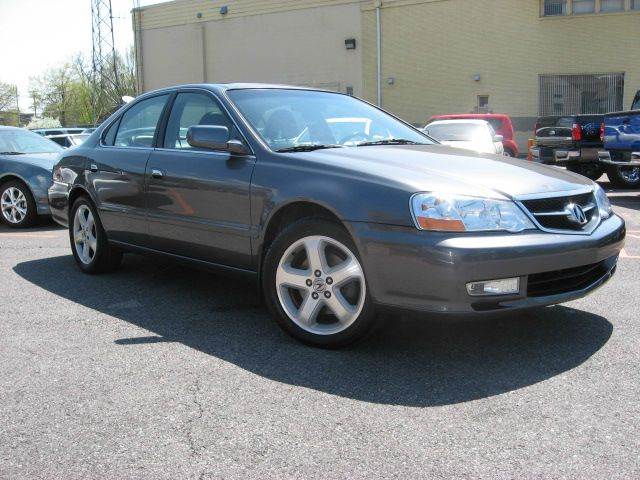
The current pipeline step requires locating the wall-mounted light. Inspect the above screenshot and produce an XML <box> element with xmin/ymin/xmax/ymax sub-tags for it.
<box><xmin>220</xmin><ymin>5</ymin><xmax>228</xmax><ymax>15</ymax></box>
<box><xmin>196</xmin><ymin>12</ymin><xmax>202</xmax><ymax>18</ymax></box>
<box><xmin>473</xmin><ymin>74</ymin><xmax>481</xmax><ymax>82</ymax></box>
<box><xmin>386</xmin><ymin>77</ymin><xmax>395</xmax><ymax>86</ymax></box>
<box><xmin>345</xmin><ymin>38</ymin><xmax>356</xmax><ymax>50</ymax></box>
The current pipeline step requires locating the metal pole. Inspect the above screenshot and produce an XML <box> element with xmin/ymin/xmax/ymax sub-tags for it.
<box><xmin>376</xmin><ymin>2</ymin><xmax>382</xmax><ymax>107</ymax></box>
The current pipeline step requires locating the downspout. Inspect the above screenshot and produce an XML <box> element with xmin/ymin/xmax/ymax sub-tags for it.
<box><xmin>376</xmin><ymin>1</ymin><xmax>382</xmax><ymax>107</ymax></box>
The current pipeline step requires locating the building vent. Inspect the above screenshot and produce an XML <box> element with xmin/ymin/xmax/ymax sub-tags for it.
<box><xmin>538</xmin><ymin>73</ymin><xmax>624</xmax><ymax>116</ymax></box>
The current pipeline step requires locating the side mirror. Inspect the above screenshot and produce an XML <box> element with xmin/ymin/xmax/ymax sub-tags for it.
<box><xmin>493</xmin><ymin>134</ymin><xmax>504</xmax><ymax>143</ymax></box>
<box><xmin>186</xmin><ymin>125</ymin><xmax>249</xmax><ymax>154</ymax></box>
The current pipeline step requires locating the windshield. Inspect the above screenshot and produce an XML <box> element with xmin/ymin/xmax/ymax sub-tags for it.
<box><xmin>424</xmin><ymin>123</ymin><xmax>490</xmax><ymax>143</ymax></box>
<box><xmin>0</xmin><ymin>129</ymin><xmax>63</xmax><ymax>154</ymax></box>
<box><xmin>226</xmin><ymin>89</ymin><xmax>433</xmax><ymax>151</ymax></box>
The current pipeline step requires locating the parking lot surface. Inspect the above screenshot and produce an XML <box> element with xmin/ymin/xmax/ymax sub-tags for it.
<box><xmin>1</xmin><ymin>181</ymin><xmax>639</xmax><ymax>479</ymax></box>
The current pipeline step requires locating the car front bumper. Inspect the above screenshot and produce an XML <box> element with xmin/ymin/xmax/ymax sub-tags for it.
<box><xmin>348</xmin><ymin>214</ymin><xmax>625</xmax><ymax>315</ymax></box>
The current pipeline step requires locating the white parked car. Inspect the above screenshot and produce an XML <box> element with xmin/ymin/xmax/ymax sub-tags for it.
<box><xmin>423</xmin><ymin>119</ymin><xmax>505</xmax><ymax>155</ymax></box>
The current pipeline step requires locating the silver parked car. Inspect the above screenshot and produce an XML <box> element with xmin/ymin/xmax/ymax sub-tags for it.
<box><xmin>423</xmin><ymin>119</ymin><xmax>505</xmax><ymax>155</ymax></box>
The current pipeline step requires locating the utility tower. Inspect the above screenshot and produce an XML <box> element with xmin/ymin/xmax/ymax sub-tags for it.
<box><xmin>90</xmin><ymin>0</ymin><xmax>120</xmax><ymax>124</ymax></box>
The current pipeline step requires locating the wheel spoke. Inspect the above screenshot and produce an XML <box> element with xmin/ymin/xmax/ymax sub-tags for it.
<box><xmin>303</xmin><ymin>237</ymin><xmax>327</xmax><ymax>273</ymax></box>
<box><xmin>276</xmin><ymin>265</ymin><xmax>309</xmax><ymax>290</ymax></box>
<box><xmin>325</xmin><ymin>291</ymin><xmax>355</xmax><ymax>323</ymax></box>
<box><xmin>297</xmin><ymin>293</ymin><xmax>323</xmax><ymax>325</ymax></box>
<box><xmin>82</xmin><ymin>241</ymin><xmax>90</xmax><ymax>260</ymax></box>
<box><xmin>328</xmin><ymin>256</ymin><xmax>363</xmax><ymax>287</ymax></box>
<box><xmin>86</xmin><ymin>233</ymin><xmax>97</xmax><ymax>252</ymax></box>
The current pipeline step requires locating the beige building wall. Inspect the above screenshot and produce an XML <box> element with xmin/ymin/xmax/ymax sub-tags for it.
<box><xmin>137</xmin><ymin>0</ymin><xmax>364</xmax><ymax>95</ymax></box>
<box><xmin>136</xmin><ymin>0</ymin><xmax>640</xmax><ymax>151</ymax></box>
<box><xmin>361</xmin><ymin>0</ymin><xmax>640</xmax><ymax>148</ymax></box>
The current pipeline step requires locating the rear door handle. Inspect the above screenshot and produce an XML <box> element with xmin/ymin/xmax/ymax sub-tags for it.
<box><xmin>151</xmin><ymin>168</ymin><xmax>164</xmax><ymax>179</ymax></box>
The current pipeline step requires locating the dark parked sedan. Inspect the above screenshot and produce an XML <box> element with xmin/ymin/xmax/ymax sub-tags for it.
<box><xmin>48</xmin><ymin>84</ymin><xmax>625</xmax><ymax>347</ymax></box>
<box><xmin>0</xmin><ymin>126</ymin><xmax>62</xmax><ymax>227</ymax></box>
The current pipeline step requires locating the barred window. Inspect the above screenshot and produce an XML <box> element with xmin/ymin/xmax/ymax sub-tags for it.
<box><xmin>539</xmin><ymin>73</ymin><xmax>624</xmax><ymax>116</ymax></box>
<box><xmin>600</xmin><ymin>0</ymin><xmax>624</xmax><ymax>12</ymax></box>
<box><xmin>543</xmin><ymin>0</ymin><xmax>567</xmax><ymax>15</ymax></box>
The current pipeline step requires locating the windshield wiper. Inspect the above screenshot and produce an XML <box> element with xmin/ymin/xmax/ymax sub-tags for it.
<box><xmin>356</xmin><ymin>139</ymin><xmax>424</xmax><ymax>147</ymax></box>
<box><xmin>276</xmin><ymin>144</ymin><xmax>343</xmax><ymax>153</ymax></box>
<box><xmin>0</xmin><ymin>151</ymin><xmax>25</xmax><ymax>155</ymax></box>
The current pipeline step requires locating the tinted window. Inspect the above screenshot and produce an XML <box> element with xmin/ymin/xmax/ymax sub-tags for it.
<box><xmin>114</xmin><ymin>94</ymin><xmax>169</xmax><ymax>148</ymax></box>
<box><xmin>50</xmin><ymin>137</ymin><xmax>68</xmax><ymax>147</ymax></box>
<box><xmin>163</xmin><ymin>92</ymin><xmax>239</xmax><ymax>150</ymax></box>
<box><xmin>632</xmin><ymin>92</ymin><xmax>640</xmax><ymax>111</ymax></box>
<box><xmin>102</xmin><ymin>119</ymin><xmax>119</xmax><ymax>146</ymax></box>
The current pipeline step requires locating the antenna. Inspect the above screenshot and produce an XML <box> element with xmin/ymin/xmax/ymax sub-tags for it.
<box><xmin>91</xmin><ymin>0</ymin><xmax>120</xmax><ymax>124</ymax></box>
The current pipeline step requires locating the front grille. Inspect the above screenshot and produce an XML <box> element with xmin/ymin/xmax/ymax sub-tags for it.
<box><xmin>521</xmin><ymin>191</ymin><xmax>598</xmax><ymax>232</ymax></box>
<box><xmin>527</xmin><ymin>260</ymin><xmax>610</xmax><ymax>297</ymax></box>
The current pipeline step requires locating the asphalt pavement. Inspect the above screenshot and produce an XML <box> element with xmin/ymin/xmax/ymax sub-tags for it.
<box><xmin>0</xmin><ymin>180</ymin><xmax>638</xmax><ymax>479</ymax></box>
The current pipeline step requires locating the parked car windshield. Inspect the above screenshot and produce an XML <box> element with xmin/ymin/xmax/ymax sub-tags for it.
<box><xmin>0</xmin><ymin>129</ymin><xmax>63</xmax><ymax>154</ymax></box>
<box><xmin>227</xmin><ymin>89</ymin><xmax>433</xmax><ymax>151</ymax></box>
<box><xmin>425</xmin><ymin>123</ymin><xmax>490</xmax><ymax>142</ymax></box>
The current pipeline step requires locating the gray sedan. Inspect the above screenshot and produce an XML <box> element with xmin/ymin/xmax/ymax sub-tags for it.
<box><xmin>0</xmin><ymin>126</ymin><xmax>62</xmax><ymax>227</ymax></box>
<box><xmin>48</xmin><ymin>85</ymin><xmax>625</xmax><ymax>347</ymax></box>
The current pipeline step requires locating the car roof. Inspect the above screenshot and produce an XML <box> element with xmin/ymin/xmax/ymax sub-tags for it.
<box><xmin>431</xmin><ymin>113</ymin><xmax>510</xmax><ymax>120</ymax></box>
<box><xmin>428</xmin><ymin>119</ymin><xmax>490</xmax><ymax>126</ymax></box>
<box><xmin>137</xmin><ymin>83</ymin><xmax>343</xmax><ymax>99</ymax></box>
<box><xmin>0</xmin><ymin>125</ymin><xmax>21</xmax><ymax>131</ymax></box>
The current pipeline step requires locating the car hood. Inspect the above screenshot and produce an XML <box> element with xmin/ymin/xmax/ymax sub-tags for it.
<box><xmin>292</xmin><ymin>144</ymin><xmax>593</xmax><ymax>199</ymax></box>
<box><xmin>0</xmin><ymin>152</ymin><xmax>61</xmax><ymax>171</ymax></box>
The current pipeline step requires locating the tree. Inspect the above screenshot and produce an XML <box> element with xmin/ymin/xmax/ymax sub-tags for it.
<box><xmin>30</xmin><ymin>50</ymin><xmax>137</xmax><ymax>127</ymax></box>
<box><xmin>0</xmin><ymin>81</ymin><xmax>19</xmax><ymax>126</ymax></box>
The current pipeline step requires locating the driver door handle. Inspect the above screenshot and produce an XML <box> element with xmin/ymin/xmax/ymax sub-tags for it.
<box><xmin>151</xmin><ymin>168</ymin><xmax>164</xmax><ymax>179</ymax></box>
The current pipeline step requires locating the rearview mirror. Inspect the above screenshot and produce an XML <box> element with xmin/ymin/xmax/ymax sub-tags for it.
<box><xmin>493</xmin><ymin>134</ymin><xmax>504</xmax><ymax>143</ymax></box>
<box><xmin>186</xmin><ymin>125</ymin><xmax>248</xmax><ymax>154</ymax></box>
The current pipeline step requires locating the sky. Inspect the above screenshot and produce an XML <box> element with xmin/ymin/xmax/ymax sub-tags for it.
<box><xmin>0</xmin><ymin>0</ymin><xmax>163</xmax><ymax>112</ymax></box>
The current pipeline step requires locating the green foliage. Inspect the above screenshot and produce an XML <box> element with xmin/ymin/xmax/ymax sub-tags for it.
<box><xmin>0</xmin><ymin>82</ymin><xmax>19</xmax><ymax>126</ymax></box>
<box><xmin>30</xmin><ymin>49</ymin><xmax>137</xmax><ymax>127</ymax></box>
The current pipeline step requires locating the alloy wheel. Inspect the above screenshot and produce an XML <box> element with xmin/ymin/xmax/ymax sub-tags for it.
<box><xmin>620</xmin><ymin>166</ymin><xmax>640</xmax><ymax>184</ymax></box>
<box><xmin>1</xmin><ymin>187</ymin><xmax>28</xmax><ymax>224</ymax></box>
<box><xmin>73</xmin><ymin>205</ymin><xmax>98</xmax><ymax>264</ymax></box>
<box><xmin>275</xmin><ymin>235</ymin><xmax>366</xmax><ymax>335</ymax></box>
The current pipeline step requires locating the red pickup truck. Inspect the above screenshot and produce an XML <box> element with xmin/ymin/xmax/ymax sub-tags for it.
<box><xmin>427</xmin><ymin>113</ymin><xmax>519</xmax><ymax>157</ymax></box>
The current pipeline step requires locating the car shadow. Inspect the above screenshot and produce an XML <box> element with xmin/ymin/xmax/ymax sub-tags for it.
<box><xmin>14</xmin><ymin>254</ymin><xmax>612</xmax><ymax>407</ymax></box>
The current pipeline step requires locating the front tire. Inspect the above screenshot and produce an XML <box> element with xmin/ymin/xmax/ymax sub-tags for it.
<box><xmin>0</xmin><ymin>180</ymin><xmax>37</xmax><ymax>228</ymax></box>
<box><xmin>262</xmin><ymin>218</ymin><xmax>375</xmax><ymax>348</ymax></box>
<box><xmin>69</xmin><ymin>197</ymin><xmax>123</xmax><ymax>274</ymax></box>
<box><xmin>567</xmin><ymin>163</ymin><xmax>604</xmax><ymax>181</ymax></box>
<box><xmin>606</xmin><ymin>165</ymin><xmax>640</xmax><ymax>189</ymax></box>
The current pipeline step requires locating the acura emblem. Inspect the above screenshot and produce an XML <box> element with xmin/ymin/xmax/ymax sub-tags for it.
<box><xmin>567</xmin><ymin>203</ymin><xmax>587</xmax><ymax>225</ymax></box>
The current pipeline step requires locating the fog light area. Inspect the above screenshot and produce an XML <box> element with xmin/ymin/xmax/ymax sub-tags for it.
<box><xmin>466</xmin><ymin>277</ymin><xmax>520</xmax><ymax>296</ymax></box>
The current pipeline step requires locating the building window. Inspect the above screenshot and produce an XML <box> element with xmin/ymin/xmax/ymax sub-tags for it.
<box><xmin>539</xmin><ymin>73</ymin><xmax>624</xmax><ymax>116</ymax></box>
<box><xmin>632</xmin><ymin>0</ymin><xmax>640</xmax><ymax>10</ymax></box>
<box><xmin>477</xmin><ymin>95</ymin><xmax>489</xmax><ymax>112</ymax></box>
<box><xmin>543</xmin><ymin>0</ymin><xmax>567</xmax><ymax>15</ymax></box>
<box><xmin>600</xmin><ymin>0</ymin><xmax>624</xmax><ymax>11</ymax></box>
<box><xmin>572</xmin><ymin>0</ymin><xmax>595</xmax><ymax>14</ymax></box>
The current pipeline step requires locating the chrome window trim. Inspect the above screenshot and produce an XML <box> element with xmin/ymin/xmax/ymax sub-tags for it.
<box><xmin>152</xmin><ymin>147</ymin><xmax>255</xmax><ymax>158</ymax></box>
<box><xmin>514</xmin><ymin>186</ymin><xmax>601</xmax><ymax>235</ymax></box>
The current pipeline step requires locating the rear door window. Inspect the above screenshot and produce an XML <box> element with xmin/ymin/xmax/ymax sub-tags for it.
<box><xmin>114</xmin><ymin>94</ymin><xmax>169</xmax><ymax>148</ymax></box>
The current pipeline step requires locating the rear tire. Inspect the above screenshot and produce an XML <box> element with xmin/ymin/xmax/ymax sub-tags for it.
<box><xmin>606</xmin><ymin>165</ymin><xmax>640</xmax><ymax>189</ymax></box>
<box><xmin>69</xmin><ymin>196</ymin><xmax>123</xmax><ymax>274</ymax></box>
<box><xmin>0</xmin><ymin>180</ymin><xmax>37</xmax><ymax>228</ymax></box>
<box><xmin>567</xmin><ymin>163</ymin><xmax>604</xmax><ymax>181</ymax></box>
<box><xmin>262</xmin><ymin>218</ymin><xmax>376</xmax><ymax>348</ymax></box>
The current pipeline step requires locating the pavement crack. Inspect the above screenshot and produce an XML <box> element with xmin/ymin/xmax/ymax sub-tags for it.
<box><xmin>185</xmin><ymin>375</ymin><xmax>205</xmax><ymax>459</ymax></box>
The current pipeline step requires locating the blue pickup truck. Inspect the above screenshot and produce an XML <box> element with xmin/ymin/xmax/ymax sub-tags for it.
<box><xmin>598</xmin><ymin>90</ymin><xmax>640</xmax><ymax>188</ymax></box>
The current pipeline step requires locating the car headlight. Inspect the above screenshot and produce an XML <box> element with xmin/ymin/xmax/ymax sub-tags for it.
<box><xmin>410</xmin><ymin>193</ymin><xmax>535</xmax><ymax>232</ymax></box>
<box><xmin>594</xmin><ymin>184</ymin><xmax>612</xmax><ymax>219</ymax></box>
